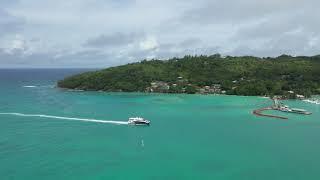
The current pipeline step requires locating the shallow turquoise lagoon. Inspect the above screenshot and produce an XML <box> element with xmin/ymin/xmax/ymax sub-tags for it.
<box><xmin>0</xmin><ymin>69</ymin><xmax>320</xmax><ymax>180</ymax></box>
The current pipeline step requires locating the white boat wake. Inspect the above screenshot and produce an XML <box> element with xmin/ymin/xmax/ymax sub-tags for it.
<box><xmin>0</xmin><ymin>113</ymin><xmax>128</xmax><ymax>125</ymax></box>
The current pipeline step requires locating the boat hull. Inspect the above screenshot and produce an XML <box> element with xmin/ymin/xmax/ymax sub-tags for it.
<box><xmin>129</xmin><ymin>122</ymin><xmax>150</xmax><ymax>126</ymax></box>
<box><xmin>128</xmin><ymin>117</ymin><xmax>150</xmax><ymax>126</ymax></box>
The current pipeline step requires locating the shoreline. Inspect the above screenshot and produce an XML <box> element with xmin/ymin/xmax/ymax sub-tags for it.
<box><xmin>57</xmin><ymin>87</ymin><xmax>320</xmax><ymax>100</ymax></box>
<box><xmin>57</xmin><ymin>87</ymin><xmax>263</xmax><ymax>98</ymax></box>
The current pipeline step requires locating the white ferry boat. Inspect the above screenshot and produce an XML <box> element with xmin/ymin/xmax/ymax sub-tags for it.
<box><xmin>128</xmin><ymin>117</ymin><xmax>150</xmax><ymax>126</ymax></box>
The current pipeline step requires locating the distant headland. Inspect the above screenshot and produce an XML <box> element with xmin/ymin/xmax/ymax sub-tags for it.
<box><xmin>57</xmin><ymin>54</ymin><xmax>320</xmax><ymax>98</ymax></box>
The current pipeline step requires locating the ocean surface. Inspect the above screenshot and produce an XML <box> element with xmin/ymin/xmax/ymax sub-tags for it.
<box><xmin>0</xmin><ymin>69</ymin><xmax>320</xmax><ymax>180</ymax></box>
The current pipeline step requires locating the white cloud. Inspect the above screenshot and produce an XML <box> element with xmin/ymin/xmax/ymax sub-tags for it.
<box><xmin>0</xmin><ymin>0</ymin><xmax>319</xmax><ymax>67</ymax></box>
<box><xmin>139</xmin><ymin>36</ymin><xmax>159</xmax><ymax>51</ymax></box>
<box><xmin>1</xmin><ymin>35</ymin><xmax>27</xmax><ymax>55</ymax></box>
<box><xmin>11</xmin><ymin>35</ymin><xmax>26</xmax><ymax>50</ymax></box>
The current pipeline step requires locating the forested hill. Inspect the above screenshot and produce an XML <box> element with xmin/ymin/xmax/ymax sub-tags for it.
<box><xmin>57</xmin><ymin>54</ymin><xmax>320</xmax><ymax>97</ymax></box>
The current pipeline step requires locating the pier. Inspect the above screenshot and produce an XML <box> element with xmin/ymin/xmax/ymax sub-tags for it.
<box><xmin>253</xmin><ymin>97</ymin><xmax>312</xmax><ymax>120</ymax></box>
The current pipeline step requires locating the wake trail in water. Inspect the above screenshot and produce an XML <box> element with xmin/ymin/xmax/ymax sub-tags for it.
<box><xmin>0</xmin><ymin>113</ymin><xmax>128</xmax><ymax>125</ymax></box>
<box><xmin>23</xmin><ymin>86</ymin><xmax>37</xmax><ymax>88</ymax></box>
<box><xmin>23</xmin><ymin>85</ymin><xmax>55</xmax><ymax>88</ymax></box>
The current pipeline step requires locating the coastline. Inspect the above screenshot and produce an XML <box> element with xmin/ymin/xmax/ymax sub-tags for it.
<box><xmin>57</xmin><ymin>86</ymin><xmax>320</xmax><ymax>99</ymax></box>
<box><xmin>57</xmin><ymin>87</ymin><xmax>261</xmax><ymax>98</ymax></box>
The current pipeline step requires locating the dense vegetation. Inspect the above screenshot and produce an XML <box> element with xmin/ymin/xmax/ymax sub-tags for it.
<box><xmin>58</xmin><ymin>54</ymin><xmax>320</xmax><ymax>97</ymax></box>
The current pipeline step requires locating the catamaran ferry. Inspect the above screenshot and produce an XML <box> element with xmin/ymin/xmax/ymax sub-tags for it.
<box><xmin>128</xmin><ymin>117</ymin><xmax>150</xmax><ymax>126</ymax></box>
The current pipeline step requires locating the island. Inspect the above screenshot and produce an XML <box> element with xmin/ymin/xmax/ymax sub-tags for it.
<box><xmin>57</xmin><ymin>54</ymin><xmax>320</xmax><ymax>98</ymax></box>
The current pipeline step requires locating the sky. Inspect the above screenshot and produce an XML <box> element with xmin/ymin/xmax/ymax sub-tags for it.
<box><xmin>0</xmin><ymin>0</ymin><xmax>319</xmax><ymax>68</ymax></box>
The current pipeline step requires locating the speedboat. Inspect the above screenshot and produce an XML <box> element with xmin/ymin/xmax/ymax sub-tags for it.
<box><xmin>128</xmin><ymin>117</ymin><xmax>150</xmax><ymax>126</ymax></box>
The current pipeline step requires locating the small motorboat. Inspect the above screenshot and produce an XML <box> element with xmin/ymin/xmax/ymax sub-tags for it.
<box><xmin>128</xmin><ymin>117</ymin><xmax>150</xmax><ymax>126</ymax></box>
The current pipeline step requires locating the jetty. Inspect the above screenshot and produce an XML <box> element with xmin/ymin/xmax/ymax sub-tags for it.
<box><xmin>253</xmin><ymin>97</ymin><xmax>311</xmax><ymax>120</ymax></box>
<box><xmin>253</xmin><ymin>107</ymin><xmax>288</xmax><ymax>120</ymax></box>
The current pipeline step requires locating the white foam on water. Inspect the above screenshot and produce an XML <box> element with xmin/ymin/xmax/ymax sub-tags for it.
<box><xmin>0</xmin><ymin>113</ymin><xmax>128</xmax><ymax>125</ymax></box>
<box><xmin>23</xmin><ymin>85</ymin><xmax>55</xmax><ymax>88</ymax></box>
<box><xmin>23</xmin><ymin>86</ymin><xmax>37</xmax><ymax>88</ymax></box>
<box><xmin>303</xmin><ymin>99</ymin><xmax>320</xmax><ymax>105</ymax></box>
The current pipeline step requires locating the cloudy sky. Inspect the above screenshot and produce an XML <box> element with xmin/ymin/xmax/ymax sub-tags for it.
<box><xmin>0</xmin><ymin>0</ymin><xmax>319</xmax><ymax>68</ymax></box>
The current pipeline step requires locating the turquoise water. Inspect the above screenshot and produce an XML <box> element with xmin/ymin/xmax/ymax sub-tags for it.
<box><xmin>1</xmin><ymin>69</ymin><xmax>320</xmax><ymax>180</ymax></box>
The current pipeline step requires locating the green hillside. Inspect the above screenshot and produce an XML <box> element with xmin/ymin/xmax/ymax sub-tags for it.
<box><xmin>57</xmin><ymin>54</ymin><xmax>320</xmax><ymax>97</ymax></box>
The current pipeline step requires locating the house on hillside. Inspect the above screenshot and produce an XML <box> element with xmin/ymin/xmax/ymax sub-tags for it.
<box><xmin>148</xmin><ymin>81</ymin><xmax>170</xmax><ymax>92</ymax></box>
<box><xmin>199</xmin><ymin>84</ymin><xmax>222</xmax><ymax>94</ymax></box>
